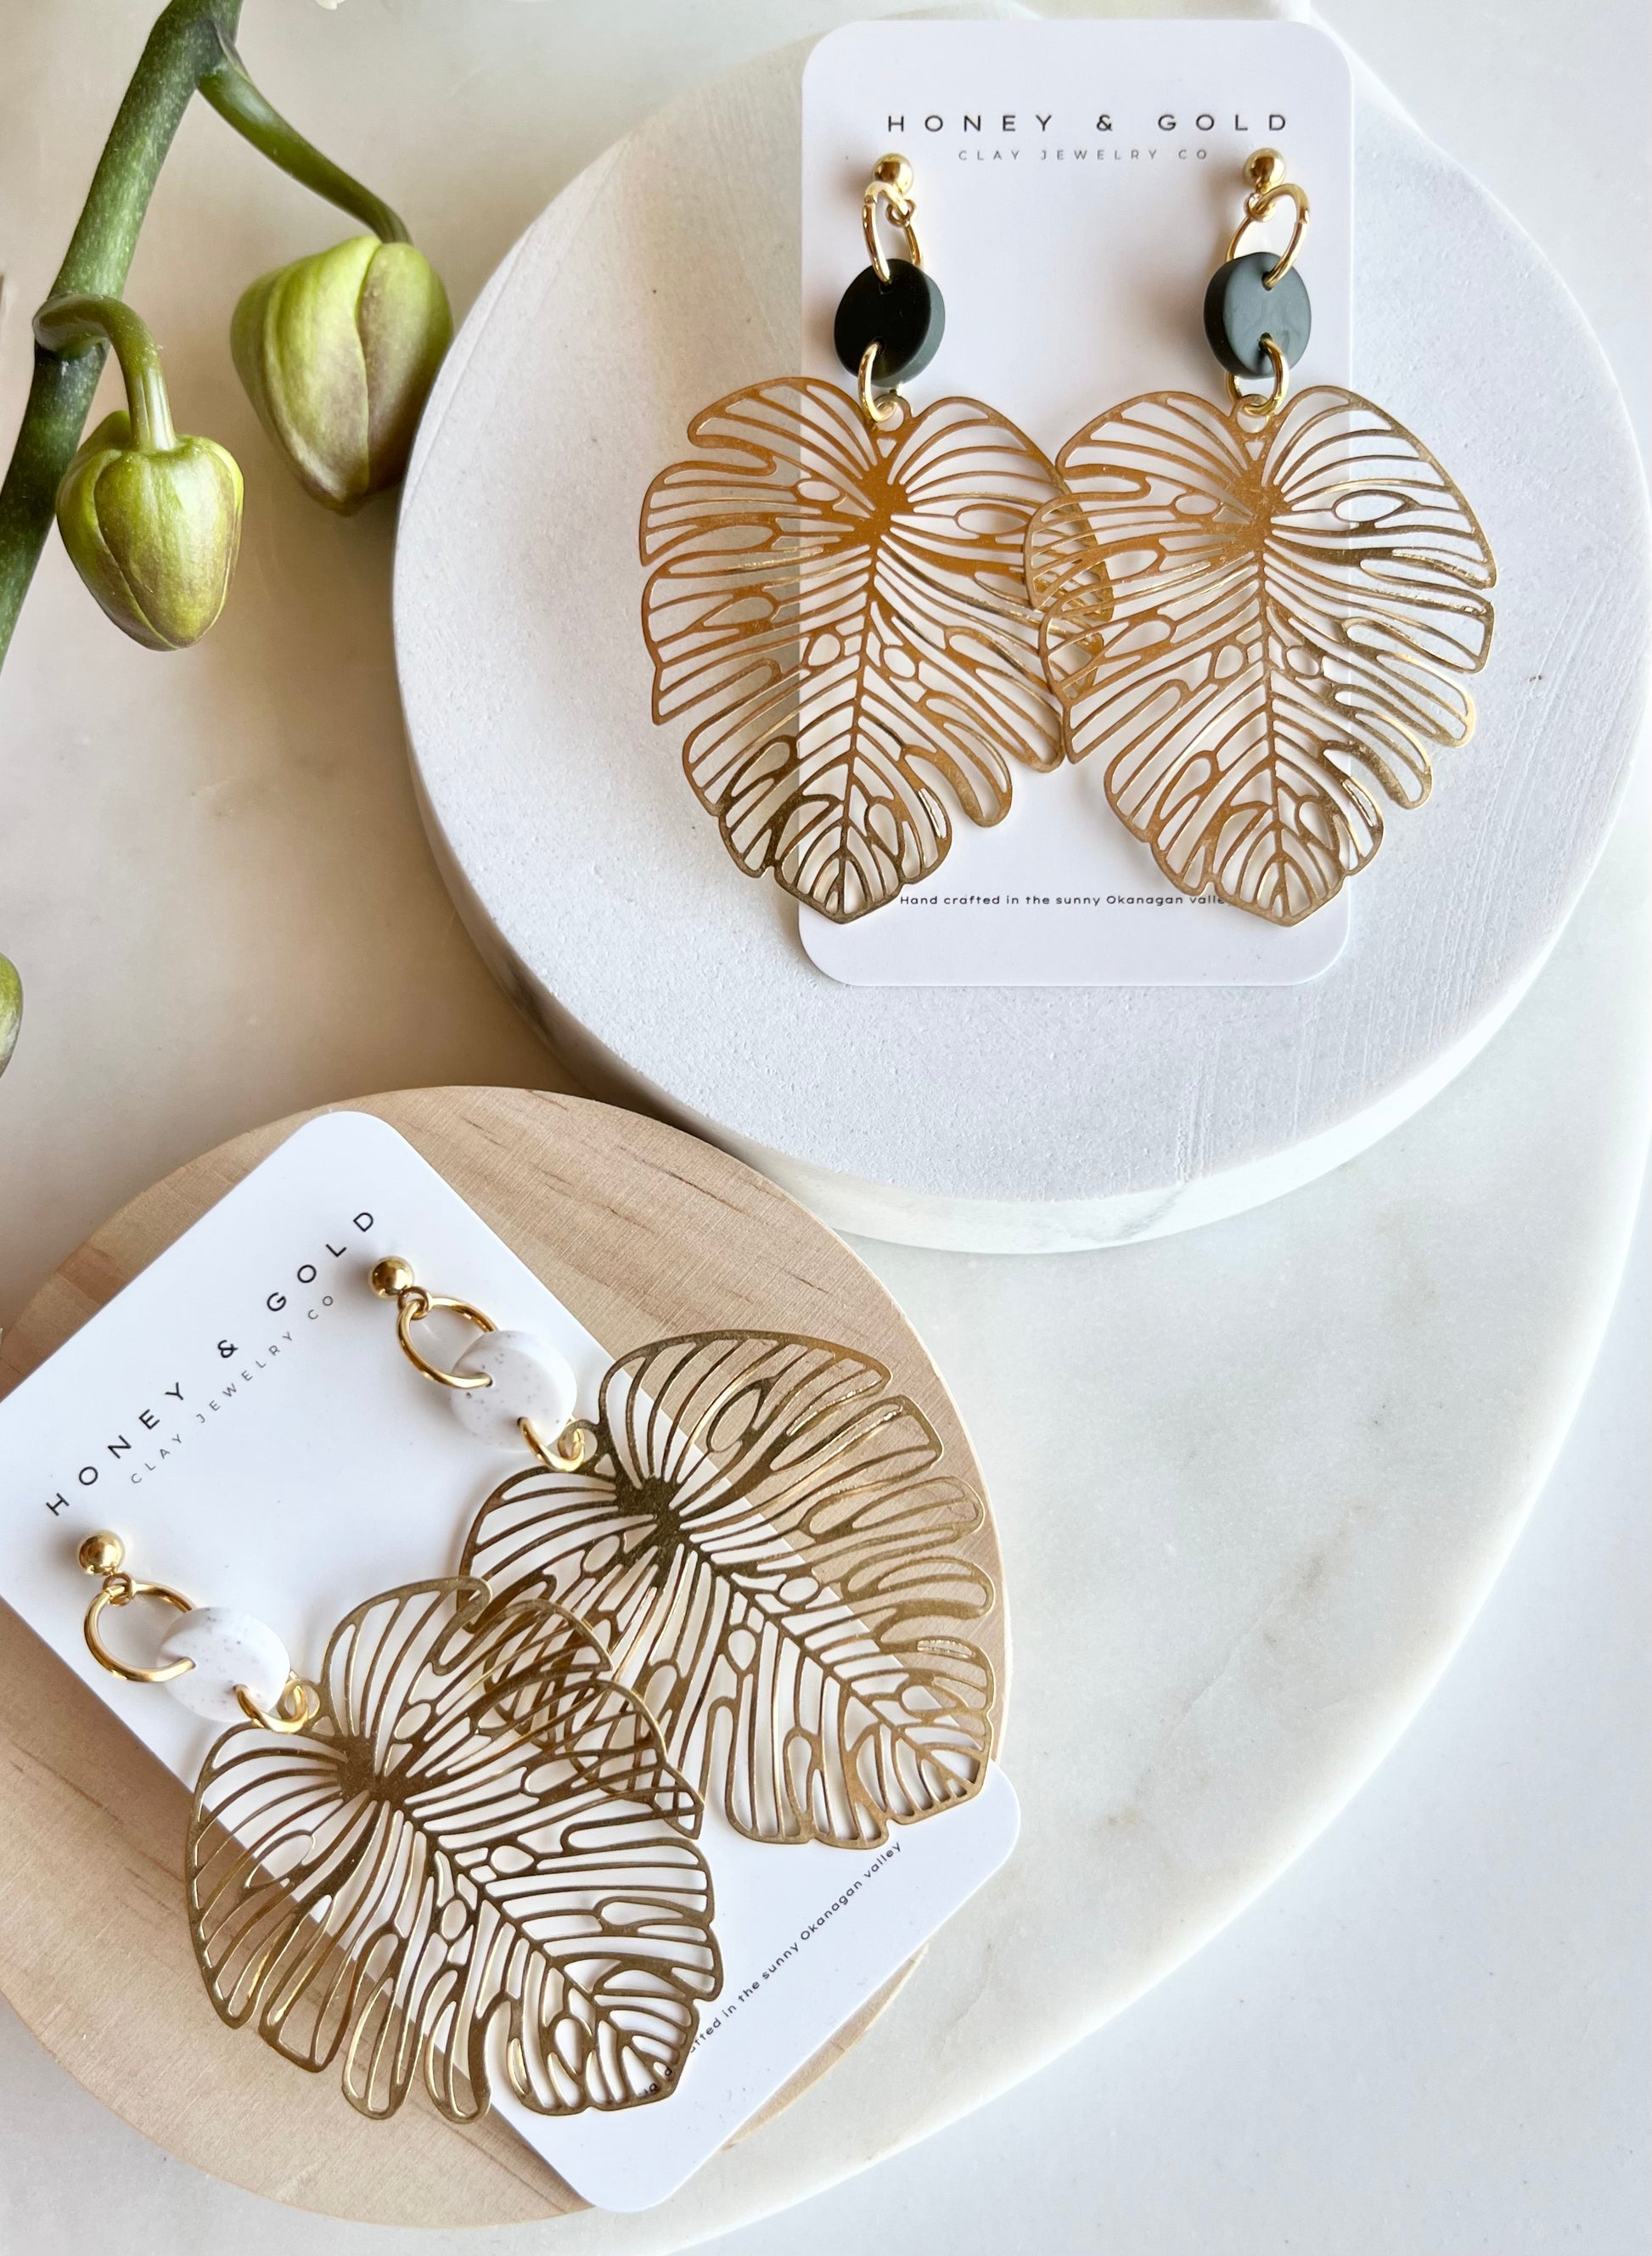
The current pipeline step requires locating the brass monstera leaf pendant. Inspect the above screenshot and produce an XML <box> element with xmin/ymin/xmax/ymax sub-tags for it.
<box><xmin>464</xmin><ymin>1332</ymin><xmax>998</xmax><ymax>1848</ymax></box>
<box><xmin>189</xmin><ymin>1578</ymin><xmax>720</xmax><ymax>2120</ymax></box>
<box><xmin>641</xmin><ymin>378</ymin><xmax>1064</xmax><ymax>922</ymax></box>
<box><xmin>1027</xmin><ymin>386</ymin><xmax>1497</xmax><ymax>925</ymax></box>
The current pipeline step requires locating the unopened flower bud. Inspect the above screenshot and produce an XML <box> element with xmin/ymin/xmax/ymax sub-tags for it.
<box><xmin>0</xmin><ymin>954</ymin><xmax>20</xmax><ymax>1075</ymax></box>
<box><xmin>56</xmin><ymin>412</ymin><xmax>243</xmax><ymax>651</ymax></box>
<box><xmin>231</xmin><ymin>235</ymin><xmax>452</xmax><ymax>512</ymax></box>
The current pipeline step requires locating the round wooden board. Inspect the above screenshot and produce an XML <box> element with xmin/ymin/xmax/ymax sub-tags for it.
<box><xmin>0</xmin><ymin>1088</ymin><xmax>1006</xmax><ymax>2229</ymax></box>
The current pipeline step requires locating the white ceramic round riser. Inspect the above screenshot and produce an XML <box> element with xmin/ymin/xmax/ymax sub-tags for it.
<box><xmin>423</xmin><ymin>795</ymin><xmax>1554</xmax><ymax>1253</ymax></box>
<box><xmin>394</xmin><ymin>38</ymin><xmax>1650</xmax><ymax>1254</ymax></box>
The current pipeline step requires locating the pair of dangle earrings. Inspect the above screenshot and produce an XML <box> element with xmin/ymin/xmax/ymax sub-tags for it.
<box><xmin>76</xmin><ymin>1257</ymin><xmax>997</xmax><ymax>2126</ymax></box>
<box><xmin>641</xmin><ymin>149</ymin><xmax>1497</xmax><ymax>929</ymax></box>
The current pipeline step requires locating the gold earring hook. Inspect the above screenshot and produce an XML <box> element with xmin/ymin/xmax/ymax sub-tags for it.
<box><xmin>862</xmin><ymin>151</ymin><xmax>922</xmax><ymax>284</ymax></box>
<box><xmin>854</xmin><ymin>155</ymin><xmax>924</xmax><ymax>431</ymax></box>
<box><xmin>371</xmin><ymin>1256</ymin><xmax>592</xmax><ymax>1468</ymax></box>
<box><xmin>78</xmin><ymin>1530</ymin><xmax>195</xmax><ymax>1684</ymax></box>
<box><xmin>77</xmin><ymin>1530</ymin><xmax>319</xmax><ymax>1730</ymax></box>
<box><xmin>370</xmin><ymin>1255</ymin><xmax>496</xmax><ymax>1389</ymax></box>
<box><xmin>1228</xmin><ymin>147</ymin><xmax>1310</xmax><ymax>289</ymax></box>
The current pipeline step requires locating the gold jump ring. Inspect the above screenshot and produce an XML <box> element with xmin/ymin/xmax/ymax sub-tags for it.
<box><xmin>395</xmin><ymin>1291</ymin><xmax>497</xmax><ymax>1388</ymax></box>
<box><xmin>1228</xmin><ymin>335</ymin><xmax>1290</xmax><ymax>421</ymax></box>
<box><xmin>520</xmin><ymin>1415</ymin><xmax>599</xmax><ymax>1474</ymax></box>
<box><xmin>857</xmin><ymin>341</ymin><xmax>904</xmax><ymax>430</ymax></box>
<box><xmin>372</xmin><ymin>1257</ymin><xmax>497</xmax><ymax>1390</ymax></box>
<box><xmin>236</xmin><ymin>1675</ymin><xmax>321</xmax><ymax>1733</ymax></box>
<box><xmin>1228</xmin><ymin>151</ymin><xmax>1310</xmax><ymax>289</ymax></box>
<box><xmin>81</xmin><ymin>1560</ymin><xmax>196</xmax><ymax>1685</ymax></box>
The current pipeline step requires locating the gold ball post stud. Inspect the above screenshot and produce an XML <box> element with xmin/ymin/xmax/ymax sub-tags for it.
<box><xmin>370</xmin><ymin>1255</ymin><xmax>416</xmax><ymax>1299</ymax></box>
<box><xmin>871</xmin><ymin>152</ymin><xmax>913</xmax><ymax>200</ymax></box>
<box><xmin>1245</xmin><ymin>148</ymin><xmax>1288</xmax><ymax>196</ymax></box>
<box><xmin>78</xmin><ymin>1530</ymin><xmax>126</xmax><ymax>1578</ymax></box>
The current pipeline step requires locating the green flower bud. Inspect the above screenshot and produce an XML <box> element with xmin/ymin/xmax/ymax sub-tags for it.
<box><xmin>56</xmin><ymin>412</ymin><xmax>244</xmax><ymax>652</ymax></box>
<box><xmin>0</xmin><ymin>954</ymin><xmax>20</xmax><ymax>1077</ymax></box>
<box><xmin>232</xmin><ymin>235</ymin><xmax>452</xmax><ymax>513</ymax></box>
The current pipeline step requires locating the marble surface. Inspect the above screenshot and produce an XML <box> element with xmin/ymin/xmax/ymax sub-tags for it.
<box><xmin>0</xmin><ymin>2</ymin><xmax>1646</xmax><ymax>2250</ymax></box>
<box><xmin>394</xmin><ymin>14</ymin><xmax>1648</xmax><ymax>1250</ymax></box>
<box><xmin>3</xmin><ymin>1179</ymin><xmax>1644</xmax><ymax>2255</ymax></box>
<box><xmin>696</xmin><ymin>1177</ymin><xmax>1652</xmax><ymax>2256</ymax></box>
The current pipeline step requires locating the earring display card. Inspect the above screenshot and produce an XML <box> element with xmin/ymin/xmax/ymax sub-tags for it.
<box><xmin>0</xmin><ymin>1111</ymin><xmax>1018</xmax><ymax>2212</ymax></box>
<box><xmin>799</xmin><ymin>19</ymin><xmax>1353</xmax><ymax>986</ymax></box>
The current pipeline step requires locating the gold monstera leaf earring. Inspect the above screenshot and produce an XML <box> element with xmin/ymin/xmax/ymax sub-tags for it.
<box><xmin>1028</xmin><ymin>149</ymin><xmax>1497</xmax><ymax>927</ymax></box>
<box><xmin>640</xmin><ymin>154</ymin><xmax>1065</xmax><ymax>924</ymax></box>
<box><xmin>462</xmin><ymin>1329</ymin><xmax>999</xmax><ymax>1849</ymax></box>
<box><xmin>71</xmin><ymin>1255</ymin><xmax>725</xmax><ymax>2129</ymax></box>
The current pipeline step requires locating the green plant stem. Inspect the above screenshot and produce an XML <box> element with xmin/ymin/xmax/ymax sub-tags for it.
<box><xmin>200</xmin><ymin>45</ymin><xmax>408</xmax><ymax>244</ymax></box>
<box><xmin>0</xmin><ymin>0</ymin><xmax>235</xmax><ymax>667</ymax></box>
<box><xmin>0</xmin><ymin>0</ymin><xmax>407</xmax><ymax>671</ymax></box>
<box><xmin>34</xmin><ymin>295</ymin><xmax>177</xmax><ymax>452</ymax></box>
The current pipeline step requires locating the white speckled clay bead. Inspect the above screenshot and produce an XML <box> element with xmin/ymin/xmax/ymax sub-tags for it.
<box><xmin>449</xmin><ymin>1328</ymin><xmax>578</xmax><ymax>1452</ymax></box>
<box><xmin>156</xmin><ymin>1606</ymin><xmax>292</xmax><ymax>1724</ymax></box>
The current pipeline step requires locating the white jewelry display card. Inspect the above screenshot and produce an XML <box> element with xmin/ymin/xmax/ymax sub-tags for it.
<box><xmin>0</xmin><ymin>1111</ymin><xmax>1018</xmax><ymax>2212</ymax></box>
<box><xmin>798</xmin><ymin>18</ymin><xmax>1354</xmax><ymax>985</ymax></box>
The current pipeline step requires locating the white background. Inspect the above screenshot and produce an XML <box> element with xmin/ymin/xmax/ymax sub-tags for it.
<box><xmin>0</xmin><ymin>2</ymin><xmax>1645</xmax><ymax>2252</ymax></box>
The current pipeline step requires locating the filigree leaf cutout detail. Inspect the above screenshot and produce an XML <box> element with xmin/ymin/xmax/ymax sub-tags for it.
<box><xmin>640</xmin><ymin>378</ymin><xmax>1065</xmax><ymax>922</ymax></box>
<box><xmin>463</xmin><ymin>1332</ymin><xmax>997</xmax><ymax>1847</ymax></box>
<box><xmin>1026</xmin><ymin>386</ymin><xmax>1497</xmax><ymax>925</ymax></box>
<box><xmin>189</xmin><ymin>1578</ymin><xmax>720</xmax><ymax>2121</ymax></box>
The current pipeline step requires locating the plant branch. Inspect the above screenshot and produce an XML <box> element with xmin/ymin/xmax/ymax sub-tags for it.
<box><xmin>0</xmin><ymin>0</ymin><xmax>407</xmax><ymax>673</ymax></box>
<box><xmin>0</xmin><ymin>0</ymin><xmax>242</xmax><ymax>667</ymax></box>
<box><xmin>200</xmin><ymin>39</ymin><xmax>408</xmax><ymax>243</ymax></box>
<box><xmin>34</xmin><ymin>295</ymin><xmax>177</xmax><ymax>453</ymax></box>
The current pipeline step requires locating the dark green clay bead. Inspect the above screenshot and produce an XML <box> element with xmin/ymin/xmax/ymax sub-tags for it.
<box><xmin>834</xmin><ymin>259</ymin><xmax>946</xmax><ymax>385</ymax></box>
<box><xmin>1203</xmin><ymin>250</ymin><xmax>1312</xmax><ymax>377</ymax></box>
